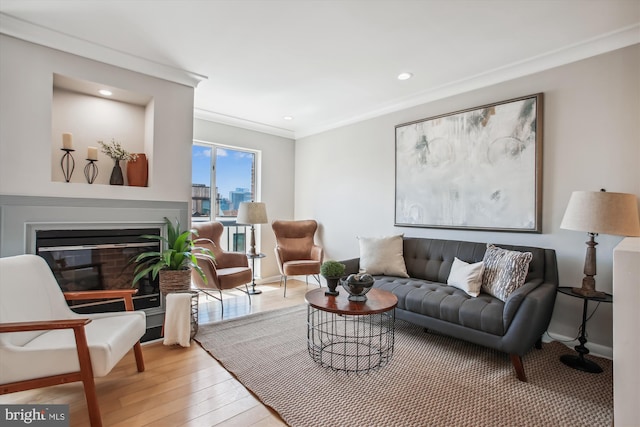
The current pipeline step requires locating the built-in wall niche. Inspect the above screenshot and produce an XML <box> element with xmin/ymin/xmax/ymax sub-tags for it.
<box><xmin>51</xmin><ymin>73</ymin><xmax>154</xmax><ymax>186</ymax></box>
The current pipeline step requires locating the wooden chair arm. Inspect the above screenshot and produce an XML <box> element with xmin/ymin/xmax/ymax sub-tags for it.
<box><xmin>0</xmin><ymin>318</ymin><xmax>91</xmax><ymax>333</ymax></box>
<box><xmin>64</xmin><ymin>289</ymin><xmax>138</xmax><ymax>311</ymax></box>
<box><xmin>64</xmin><ymin>289</ymin><xmax>138</xmax><ymax>300</ymax></box>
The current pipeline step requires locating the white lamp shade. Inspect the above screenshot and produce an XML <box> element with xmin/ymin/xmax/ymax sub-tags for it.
<box><xmin>560</xmin><ymin>191</ymin><xmax>640</xmax><ymax>236</ymax></box>
<box><xmin>236</xmin><ymin>202</ymin><xmax>268</xmax><ymax>225</ymax></box>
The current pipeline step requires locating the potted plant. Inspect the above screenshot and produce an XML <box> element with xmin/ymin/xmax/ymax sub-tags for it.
<box><xmin>320</xmin><ymin>260</ymin><xmax>346</xmax><ymax>296</ymax></box>
<box><xmin>132</xmin><ymin>217</ymin><xmax>214</xmax><ymax>296</ymax></box>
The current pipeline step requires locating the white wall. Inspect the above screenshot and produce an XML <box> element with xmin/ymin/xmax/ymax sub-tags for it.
<box><xmin>0</xmin><ymin>35</ymin><xmax>194</xmax><ymax>202</ymax></box>
<box><xmin>193</xmin><ymin>119</ymin><xmax>296</xmax><ymax>278</ymax></box>
<box><xmin>295</xmin><ymin>44</ymin><xmax>640</xmax><ymax>355</ymax></box>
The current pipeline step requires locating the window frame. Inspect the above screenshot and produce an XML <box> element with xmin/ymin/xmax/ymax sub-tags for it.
<box><xmin>192</xmin><ymin>139</ymin><xmax>261</xmax><ymax>223</ymax></box>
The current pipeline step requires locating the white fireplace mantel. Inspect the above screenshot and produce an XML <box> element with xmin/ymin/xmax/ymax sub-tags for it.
<box><xmin>613</xmin><ymin>237</ymin><xmax>640</xmax><ymax>426</ymax></box>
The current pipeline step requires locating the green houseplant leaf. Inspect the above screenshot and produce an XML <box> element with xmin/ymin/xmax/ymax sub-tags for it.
<box><xmin>131</xmin><ymin>217</ymin><xmax>214</xmax><ymax>286</ymax></box>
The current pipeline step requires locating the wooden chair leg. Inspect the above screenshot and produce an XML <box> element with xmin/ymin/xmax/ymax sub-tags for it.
<box><xmin>72</xmin><ymin>325</ymin><xmax>102</xmax><ymax>427</ymax></box>
<box><xmin>510</xmin><ymin>354</ymin><xmax>527</xmax><ymax>382</ymax></box>
<box><xmin>124</xmin><ymin>293</ymin><xmax>145</xmax><ymax>372</ymax></box>
<box><xmin>133</xmin><ymin>342</ymin><xmax>145</xmax><ymax>372</ymax></box>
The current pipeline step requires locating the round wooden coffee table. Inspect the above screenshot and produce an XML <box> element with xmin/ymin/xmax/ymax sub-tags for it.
<box><xmin>305</xmin><ymin>287</ymin><xmax>398</xmax><ymax>373</ymax></box>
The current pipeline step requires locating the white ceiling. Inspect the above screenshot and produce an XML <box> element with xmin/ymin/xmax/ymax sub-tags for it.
<box><xmin>1</xmin><ymin>0</ymin><xmax>639</xmax><ymax>139</ymax></box>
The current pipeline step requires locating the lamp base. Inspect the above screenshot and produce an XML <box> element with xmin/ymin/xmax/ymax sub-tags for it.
<box><xmin>560</xmin><ymin>354</ymin><xmax>603</xmax><ymax>373</ymax></box>
<box><xmin>571</xmin><ymin>287</ymin><xmax>606</xmax><ymax>299</ymax></box>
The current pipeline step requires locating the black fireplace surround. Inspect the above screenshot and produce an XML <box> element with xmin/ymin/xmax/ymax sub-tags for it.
<box><xmin>36</xmin><ymin>228</ymin><xmax>161</xmax><ymax>314</ymax></box>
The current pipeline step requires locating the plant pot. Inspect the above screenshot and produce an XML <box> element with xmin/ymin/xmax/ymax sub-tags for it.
<box><xmin>324</xmin><ymin>276</ymin><xmax>340</xmax><ymax>296</ymax></box>
<box><xmin>159</xmin><ymin>268</ymin><xmax>191</xmax><ymax>297</ymax></box>
<box><xmin>127</xmin><ymin>153</ymin><xmax>148</xmax><ymax>187</ymax></box>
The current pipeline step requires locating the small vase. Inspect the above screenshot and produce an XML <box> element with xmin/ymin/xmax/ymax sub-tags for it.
<box><xmin>127</xmin><ymin>153</ymin><xmax>148</xmax><ymax>187</ymax></box>
<box><xmin>110</xmin><ymin>160</ymin><xmax>124</xmax><ymax>185</ymax></box>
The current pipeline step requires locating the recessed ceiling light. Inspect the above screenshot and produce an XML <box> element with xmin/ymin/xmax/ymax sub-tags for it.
<box><xmin>397</xmin><ymin>72</ymin><xmax>413</xmax><ymax>81</ymax></box>
<box><xmin>283</xmin><ymin>116</ymin><xmax>293</xmax><ymax>121</ymax></box>
<box><xmin>99</xmin><ymin>89</ymin><xmax>112</xmax><ymax>96</ymax></box>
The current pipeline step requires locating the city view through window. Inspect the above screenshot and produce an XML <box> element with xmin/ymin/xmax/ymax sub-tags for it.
<box><xmin>192</xmin><ymin>144</ymin><xmax>256</xmax><ymax>220</ymax></box>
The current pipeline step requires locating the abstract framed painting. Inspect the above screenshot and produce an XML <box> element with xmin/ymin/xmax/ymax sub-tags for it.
<box><xmin>395</xmin><ymin>93</ymin><xmax>543</xmax><ymax>233</ymax></box>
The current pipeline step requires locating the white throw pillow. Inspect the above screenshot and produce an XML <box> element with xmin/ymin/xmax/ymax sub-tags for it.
<box><xmin>358</xmin><ymin>235</ymin><xmax>409</xmax><ymax>277</ymax></box>
<box><xmin>447</xmin><ymin>257</ymin><xmax>484</xmax><ymax>297</ymax></box>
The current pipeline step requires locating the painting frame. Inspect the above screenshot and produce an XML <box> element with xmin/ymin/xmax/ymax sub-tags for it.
<box><xmin>395</xmin><ymin>93</ymin><xmax>543</xmax><ymax>233</ymax></box>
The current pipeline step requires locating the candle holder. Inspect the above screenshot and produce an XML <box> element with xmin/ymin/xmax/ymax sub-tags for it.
<box><xmin>84</xmin><ymin>159</ymin><xmax>99</xmax><ymax>184</ymax></box>
<box><xmin>60</xmin><ymin>148</ymin><xmax>75</xmax><ymax>182</ymax></box>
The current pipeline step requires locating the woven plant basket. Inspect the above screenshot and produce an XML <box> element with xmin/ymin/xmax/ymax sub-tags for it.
<box><xmin>159</xmin><ymin>268</ymin><xmax>192</xmax><ymax>297</ymax></box>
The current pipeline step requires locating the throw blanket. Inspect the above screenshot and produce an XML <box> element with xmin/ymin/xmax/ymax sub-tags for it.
<box><xmin>163</xmin><ymin>292</ymin><xmax>192</xmax><ymax>347</ymax></box>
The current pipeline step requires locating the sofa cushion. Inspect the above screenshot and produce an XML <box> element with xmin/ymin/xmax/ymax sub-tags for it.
<box><xmin>481</xmin><ymin>244</ymin><xmax>533</xmax><ymax>302</ymax></box>
<box><xmin>374</xmin><ymin>276</ymin><xmax>505</xmax><ymax>335</ymax></box>
<box><xmin>447</xmin><ymin>257</ymin><xmax>484</xmax><ymax>297</ymax></box>
<box><xmin>358</xmin><ymin>235</ymin><xmax>409</xmax><ymax>277</ymax></box>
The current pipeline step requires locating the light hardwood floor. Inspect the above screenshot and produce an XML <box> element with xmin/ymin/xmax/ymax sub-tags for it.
<box><xmin>0</xmin><ymin>279</ymin><xmax>316</xmax><ymax>426</ymax></box>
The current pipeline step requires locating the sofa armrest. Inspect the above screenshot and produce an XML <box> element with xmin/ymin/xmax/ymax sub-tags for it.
<box><xmin>502</xmin><ymin>279</ymin><xmax>542</xmax><ymax>328</ymax></box>
<box><xmin>502</xmin><ymin>281</ymin><xmax>558</xmax><ymax>354</ymax></box>
<box><xmin>341</xmin><ymin>258</ymin><xmax>360</xmax><ymax>275</ymax></box>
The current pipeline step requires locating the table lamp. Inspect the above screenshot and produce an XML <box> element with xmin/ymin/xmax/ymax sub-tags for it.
<box><xmin>560</xmin><ymin>190</ymin><xmax>640</xmax><ymax>298</ymax></box>
<box><xmin>236</xmin><ymin>201</ymin><xmax>268</xmax><ymax>256</ymax></box>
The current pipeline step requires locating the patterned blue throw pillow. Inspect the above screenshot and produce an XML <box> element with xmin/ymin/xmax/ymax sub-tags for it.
<box><xmin>481</xmin><ymin>244</ymin><xmax>533</xmax><ymax>301</ymax></box>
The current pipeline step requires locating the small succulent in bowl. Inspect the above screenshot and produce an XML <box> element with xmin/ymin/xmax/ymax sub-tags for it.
<box><xmin>321</xmin><ymin>260</ymin><xmax>346</xmax><ymax>296</ymax></box>
<box><xmin>320</xmin><ymin>260</ymin><xmax>346</xmax><ymax>278</ymax></box>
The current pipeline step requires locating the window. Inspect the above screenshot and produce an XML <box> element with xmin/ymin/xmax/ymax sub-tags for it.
<box><xmin>192</xmin><ymin>142</ymin><xmax>257</xmax><ymax>221</ymax></box>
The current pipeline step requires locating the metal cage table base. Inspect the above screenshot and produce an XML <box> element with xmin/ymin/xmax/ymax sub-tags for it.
<box><xmin>307</xmin><ymin>304</ymin><xmax>395</xmax><ymax>373</ymax></box>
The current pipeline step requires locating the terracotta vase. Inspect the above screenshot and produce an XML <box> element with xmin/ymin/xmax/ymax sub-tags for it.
<box><xmin>127</xmin><ymin>153</ymin><xmax>148</xmax><ymax>187</ymax></box>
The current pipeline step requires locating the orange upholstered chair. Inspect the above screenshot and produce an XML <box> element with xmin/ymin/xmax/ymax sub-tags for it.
<box><xmin>191</xmin><ymin>221</ymin><xmax>253</xmax><ymax>316</ymax></box>
<box><xmin>272</xmin><ymin>219</ymin><xmax>323</xmax><ymax>297</ymax></box>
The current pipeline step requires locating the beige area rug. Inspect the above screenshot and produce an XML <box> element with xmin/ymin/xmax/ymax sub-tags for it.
<box><xmin>195</xmin><ymin>305</ymin><xmax>612</xmax><ymax>427</ymax></box>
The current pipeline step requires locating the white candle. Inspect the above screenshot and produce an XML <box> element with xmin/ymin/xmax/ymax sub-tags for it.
<box><xmin>87</xmin><ymin>147</ymin><xmax>98</xmax><ymax>161</ymax></box>
<box><xmin>62</xmin><ymin>133</ymin><xmax>73</xmax><ymax>150</ymax></box>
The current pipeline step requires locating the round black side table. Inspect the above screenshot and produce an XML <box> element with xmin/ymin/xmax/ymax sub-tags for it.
<box><xmin>557</xmin><ymin>286</ymin><xmax>612</xmax><ymax>373</ymax></box>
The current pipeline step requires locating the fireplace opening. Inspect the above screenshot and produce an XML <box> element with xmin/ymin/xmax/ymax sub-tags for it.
<box><xmin>36</xmin><ymin>228</ymin><xmax>162</xmax><ymax>313</ymax></box>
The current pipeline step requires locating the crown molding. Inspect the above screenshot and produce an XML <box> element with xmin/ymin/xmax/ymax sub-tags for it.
<box><xmin>0</xmin><ymin>13</ymin><xmax>207</xmax><ymax>88</ymax></box>
<box><xmin>194</xmin><ymin>108</ymin><xmax>295</xmax><ymax>140</ymax></box>
<box><xmin>295</xmin><ymin>24</ymin><xmax>640</xmax><ymax>139</ymax></box>
<box><xmin>3</xmin><ymin>10</ymin><xmax>635</xmax><ymax>140</ymax></box>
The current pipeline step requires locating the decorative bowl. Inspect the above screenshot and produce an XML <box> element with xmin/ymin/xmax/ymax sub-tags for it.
<box><xmin>339</xmin><ymin>274</ymin><xmax>375</xmax><ymax>302</ymax></box>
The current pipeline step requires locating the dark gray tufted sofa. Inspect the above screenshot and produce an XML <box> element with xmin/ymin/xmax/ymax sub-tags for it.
<box><xmin>342</xmin><ymin>237</ymin><xmax>558</xmax><ymax>382</ymax></box>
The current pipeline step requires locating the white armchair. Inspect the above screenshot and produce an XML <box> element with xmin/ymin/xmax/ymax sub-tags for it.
<box><xmin>0</xmin><ymin>254</ymin><xmax>146</xmax><ymax>427</ymax></box>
